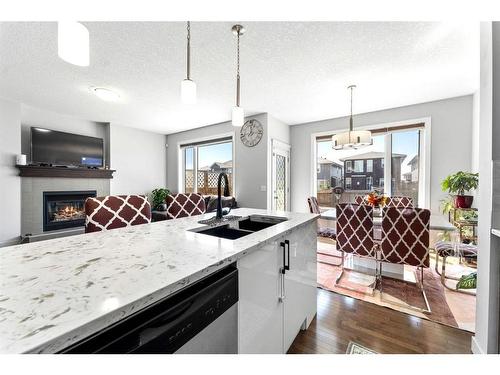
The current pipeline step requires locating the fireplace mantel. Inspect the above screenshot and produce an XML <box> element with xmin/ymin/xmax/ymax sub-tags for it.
<box><xmin>16</xmin><ymin>165</ymin><xmax>115</xmax><ymax>179</ymax></box>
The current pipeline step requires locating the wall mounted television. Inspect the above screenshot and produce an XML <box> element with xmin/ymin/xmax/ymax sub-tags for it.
<box><xmin>30</xmin><ymin>127</ymin><xmax>104</xmax><ymax>167</ymax></box>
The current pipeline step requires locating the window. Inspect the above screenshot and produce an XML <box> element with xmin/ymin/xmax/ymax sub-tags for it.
<box><xmin>367</xmin><ymin>176</ymin><xmax>373</xmax><ymax>190</ymax></box>
<box><xmin>353</xmin><ymin>160</ymin><xmax>364</xmax><ymax>173</ymax></box>
<box><xmin>366</xmin><ymin>159</ymin><xmax>373</xmax><ymax>173</ymax></box>
<box><xmin>391</xmin><ymin>129</ymin><xmax>420</xmax><ymax>205</ymax></box>
<box><xmin>314</xmin><ymin>123</ymin><xmax>426</xmax><ymax>208</ymax></box>
<box><xmin>346</xmin><ymin>160</ymin><xmax>353</xmax><ymax>173</ymax></box>
<box><xmin>181</xmin><ymin>137</ymin><xmax>233</xmax><ymax>195</ymax></box>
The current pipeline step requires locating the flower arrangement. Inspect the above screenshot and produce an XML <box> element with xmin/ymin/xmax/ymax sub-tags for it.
<box><xmin>365</xmin><ymin>190</ymin><xmax>387</xmax><ymax>208</ymax></box>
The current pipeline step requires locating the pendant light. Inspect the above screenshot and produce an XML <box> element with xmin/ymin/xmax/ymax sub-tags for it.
<box><xmin>181</xmin><ymin>21</ymin><xmax>197</xmax><ymax>104</ymax></box>
<box><xmin>57</xmin><ymin>21</ymin><xmax>89</xmax><ymax>66</ymax></box>
<box><xmin>332</xmin><ymin>85</ymin><xmax>372</xmax><ymax>150</ymax></box>
<box><xmin>231</xmin><ymin>24</ymin><xmax>245</xmax><ymax>127</ymax></box>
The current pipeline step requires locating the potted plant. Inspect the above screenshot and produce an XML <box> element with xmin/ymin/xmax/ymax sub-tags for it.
<box><xmin>441</xmin><ymin>171</ymin><xmax>479</xmax><ymax>208</ymax></box>
<box><xmin>151</xmin><ymin>188</ymin><xmax>170</xmax><ymax>211</ymax></box>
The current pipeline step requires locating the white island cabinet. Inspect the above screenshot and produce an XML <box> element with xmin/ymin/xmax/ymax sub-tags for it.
<box><xmin>238</xmin><ymin>220</ymin><xmax>317</xmax><ymax>353</ymax></box>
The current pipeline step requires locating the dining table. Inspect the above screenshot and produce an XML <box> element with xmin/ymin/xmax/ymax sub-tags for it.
<box><xmin>319</xmin><ymin>208</ymin><xmax>457</xmax><ymax>282</ymax></box>
<box><xmin>320</xmin><ymin>209</ymin><xmax>456</xmax><ymax>232</ymax></box>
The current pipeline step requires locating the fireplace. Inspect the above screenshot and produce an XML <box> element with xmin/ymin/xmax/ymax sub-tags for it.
<box><xmin>43</xmin><ymin>191</ymin><xmax>97</xmax><ymax>232</ymax></box>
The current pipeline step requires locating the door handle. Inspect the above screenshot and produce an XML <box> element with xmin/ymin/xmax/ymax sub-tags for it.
<box><xmin>284</xmin><ymin>240</ymin><xmax>290</xmax><ymax>271</ymax></box>
<box><xmin>280</xmin><ymin>242</ymin><xmax>286</xmax><ymax>274</ymax></box>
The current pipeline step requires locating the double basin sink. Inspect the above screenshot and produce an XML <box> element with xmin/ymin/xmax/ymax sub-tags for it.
<box><xmin>190</xmin><ymin>215</ymin><xmax>288</xmax><ymax>240</ymax></box>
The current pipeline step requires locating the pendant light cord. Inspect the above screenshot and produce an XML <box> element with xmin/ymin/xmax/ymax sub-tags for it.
<box><xmin>236</xmin><ymin>30</ymin><xmax>240</xmax><ymax>107</ymax></box>
<box><xmin>349</xmin><ymin>85</ymin><xmax>354</xmax><ymax>132</ymax></box>
<box><xmin>186</xmin><ymin>21</ymin><xmax>191</xmax><ymax>80</ymax></box>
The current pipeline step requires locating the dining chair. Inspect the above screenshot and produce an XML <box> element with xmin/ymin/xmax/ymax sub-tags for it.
<box><xmin>335</xmin><ymin>203</ymin><xmax>377</xmax><ymax>294</ymax></box>
<box><xmin>353</xmin><ymin>195</ymin><xmax>365</xmax><ymax>205</ymax></box>
<box><xmin>379</xmin><ymin>206</ymin><xmax>431</xmax><ymax>313</ymax></box>
<box><xmin>307</xmin><ymin>197</ymin><xmax>340</xmax><ymax>265</ymax></box>
<box><xmin>434</xmin><ymin>240</ymin><xmax>477</xmax><ymax>294</ymax></box>
<box><xmin>85</xmin><ymin>195</ymin><xmax>151</xmax><ymax>233</ymax></box>
<box><xmin>166</xmin><ymin>193</ymin><xmax>206</xmax><ymax>219</ymax></box>
<box><xmin>385</xmin><ymin>196</ymin><xmax>414</xmax><ymax>208</ymax></box>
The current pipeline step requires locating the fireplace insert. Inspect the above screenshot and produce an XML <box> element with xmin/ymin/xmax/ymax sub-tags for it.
<box><xmin>43</xmin><ymin>191</ymin><xmax>97</xmax><ymax>232</ymax></box>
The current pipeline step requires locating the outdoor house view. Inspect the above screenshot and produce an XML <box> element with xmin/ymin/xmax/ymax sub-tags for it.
<box><xmin>316</xmin><ymin>127</ymin><xmax>421</xmax><ymax>209</ymax></box>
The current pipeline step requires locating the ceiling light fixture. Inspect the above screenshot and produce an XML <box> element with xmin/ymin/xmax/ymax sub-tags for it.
<box><xmin>181</xmin><ymin>21</ymin><xmax>197</xmax><ymax>104</ymax></box>
<box><xmin>91</xmin><ymin>87</ymin><xmax>120</xmax><ymax>102</ymax></box>
<box><xmin>231</xmin><ymin>24</ymin><xmax>245</xmax><ymax>127</ymax></box>
<box><xmin>332</xmin><ymin>85</ymin><xmax>372</xmax><ymax>150</ymax></box>
<box><xmin>57</xmin><ymin>21</ymin><xmax>89</xmax><ymax>66</ymax></box>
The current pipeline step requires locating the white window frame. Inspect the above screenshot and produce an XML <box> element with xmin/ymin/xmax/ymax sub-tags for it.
<box><xmin>178</xmin><ymin>132</ymin><xmax>236</xmax><ymax>195</ymax></box>
<box><xmin>310</xmin><ymin>117</ymin><xmax>431</xmax><ymax>208</ymax></box>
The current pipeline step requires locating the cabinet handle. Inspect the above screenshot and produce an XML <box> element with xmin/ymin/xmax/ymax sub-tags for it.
<box><xmin>280</xmin><ymin>242</ymin><xmax>286</xmax><ymax>274</ymax></box>
<box><xmin>284</xmin><ymin>240</ymin><xmax>290</xmax><ymax>271</ymax></box>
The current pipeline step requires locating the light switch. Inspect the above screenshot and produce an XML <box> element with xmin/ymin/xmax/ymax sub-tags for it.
<box><xmin>260</xmin><ymin>185</ymin><xmax>267</xmax><ymax>192</ymax></box>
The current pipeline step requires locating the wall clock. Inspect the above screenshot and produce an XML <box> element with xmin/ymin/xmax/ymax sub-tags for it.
<box><xmin>240</xmin><ymin>119</ymin><xmax>263</xmax><ymax>147</ymax></box>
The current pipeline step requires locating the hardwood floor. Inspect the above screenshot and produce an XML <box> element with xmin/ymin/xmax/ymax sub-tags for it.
<box><xmin>288</xmin><ymin>288</ymin><xmax>473</xmax><ymax>354</ymax></box>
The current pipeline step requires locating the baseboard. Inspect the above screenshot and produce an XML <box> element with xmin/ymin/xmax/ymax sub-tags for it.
<box><xmin>0</xmin><ymin>236</ymin><xmax>21</xmax><ymax>248</ymax></box>
<box><xmin>471</xmin><ymin>336</ymin><xmax>485</xmax><ymax>354</ymax></box>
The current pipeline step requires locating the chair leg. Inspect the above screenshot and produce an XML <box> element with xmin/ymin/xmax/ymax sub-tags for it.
<box><xmin>317</xmin><ymin>238</ymin><xmax>342</xmax><ymax>266</ymax></box>
<box><xmin>379</xmin><ymin>265</ymin><xmax>431</xmax><ymax>314</ymax></box>
<box><xmin>334</xmin><ymin>250</ymin><xmax>376</xmax><ymax>296</ymax></box>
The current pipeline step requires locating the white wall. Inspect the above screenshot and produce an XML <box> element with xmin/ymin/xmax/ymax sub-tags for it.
<box><xmin>473</xmin><ymin>21</ymin><xmax>499</xmax><ymax>355</ymax></box>
<box><xmin>290</xmin><ymin>95</ymin><xmax>474</xmax><ymax>214</ymax></box>
<box><xmin>0</xmin><ymin>98</ymin><xmax>21</xmax><ymax>246</ymax></box>
<box><xmin>109</xmin><ymin>124</ymin><xmax>167</xmax><ymax>198</ymax></box>
<box><xmin>166</xmin><ymin>113</ymin><xmax>269</xmax><ymax>209</ymax></box>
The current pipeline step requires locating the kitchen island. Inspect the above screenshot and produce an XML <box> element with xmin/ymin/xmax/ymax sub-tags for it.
<box><xmin>0</xmin><ymin>208</ymin><xmax>318</xmax><ymax>354</ymax></box>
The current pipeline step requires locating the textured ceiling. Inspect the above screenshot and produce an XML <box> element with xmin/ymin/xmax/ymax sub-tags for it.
<box><xmin>0</xmin><ymin>22</ymin><xmax>478</xmax><ymax>134</ymax></box>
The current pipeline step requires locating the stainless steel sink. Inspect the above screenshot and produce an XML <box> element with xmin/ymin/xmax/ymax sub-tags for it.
<box><xmin>191</xmin><ymin>215</ymin><xmax>288</xmax><ymax>240</ymax></box>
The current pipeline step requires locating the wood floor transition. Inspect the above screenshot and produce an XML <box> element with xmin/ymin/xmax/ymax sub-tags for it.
<box><xmin>288</xmin><ymin>288</ymin><xmax>473</xmax><ymax>354</ymax></box>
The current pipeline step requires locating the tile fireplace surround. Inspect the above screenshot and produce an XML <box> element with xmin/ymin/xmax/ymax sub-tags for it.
<box><xmin>21</xmin><ymin>177</ymin><xmax>110</xmax><ymax>239</ymax></box>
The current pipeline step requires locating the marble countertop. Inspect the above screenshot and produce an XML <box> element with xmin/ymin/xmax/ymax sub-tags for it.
<box><xmin>0</xmin><ymin>208</ymin><xmax>318</xmax><ymax>354</ymax></box>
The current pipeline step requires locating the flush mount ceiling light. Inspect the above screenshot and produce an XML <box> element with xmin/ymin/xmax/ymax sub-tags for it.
<box><xmin>231</xmin><ymin>24</ymin><xmax>245</xmax><ymax>127</ymax></box>
<box><xmin>91</xmin><ymin>87</ymin><xmax>120</xmax><ymax>102</ymax></box>
<box><xmin>332</xmin><ymin>85</ymin><xmax>372</xmax><ymax>150</ymax></box>
<box><xmin>57</xmin><ymin>21</ymin><xmax>89</xmax><ymax>66</ymax></box>
<box><xmin>181</xmin><ymin>21</ymin><xmax>197</xmax><ymax>105</ymax></box>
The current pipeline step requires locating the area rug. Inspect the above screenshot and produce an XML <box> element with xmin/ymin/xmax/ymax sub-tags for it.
<box><xmin>346</xmin><ymin>341</ymin><xmax>378</xmax><ymax>354</ymax></box>
<box><xmin>317</xmin><ymin>239</ymin><xmax>476</xmax><ymax>333</ymax></box>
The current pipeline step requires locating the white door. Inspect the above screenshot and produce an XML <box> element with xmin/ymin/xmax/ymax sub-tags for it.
<box><xmin>283</xmin><ymin>221</ymin><xmax>318</xmax><ymax>351</ymax></box>
<box><xmin>271</xmin><ymin>140</ymin><xmax>291</xmax><ymax>211</ymax></box>
<box><xmin>237</xmin><ymin>236</ymin><xmax>284</xmax><ymax>353</ymax></box>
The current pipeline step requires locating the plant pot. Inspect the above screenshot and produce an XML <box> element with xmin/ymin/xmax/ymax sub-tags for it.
<box><xmin>454</xmin><ymin>195</ymin><xmax>474</xmax><ymax>209</ymax></box>
<box><xmin>156</xmin><ymin>203</ymin><xmax>167</xmax><ymax>211</ymax></box>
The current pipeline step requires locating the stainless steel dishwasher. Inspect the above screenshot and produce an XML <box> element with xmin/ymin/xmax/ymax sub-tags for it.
<box><xmin>61</xmin><ymin>264</ymin><xmax>238</xmax><ymax>354</ymax></box>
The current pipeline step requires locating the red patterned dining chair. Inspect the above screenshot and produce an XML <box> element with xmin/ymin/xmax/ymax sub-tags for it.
<box><xmin>353</xmin><ymin>195</ymin><xmax>365</xmax><ymax>205</ymax></box>
<box><xmin>335</xmin><ymin>203</ymin><xmax>377</xmax><ymax>294</ymax></box>
<box><xmin>379</xmin><ymin>206</ymin><xmax>431</xmax><ymax>313</ymax></box>
<box><xmin>385</xmin><ymin>196</ymin><xmax>414</xmax><ymax>208</ymax></box>
<box><xmin>85</xmin><ymin>195</ymin><xmax>151</xmax><ymax>233</ymax></box>
<box><xmin>307</xmin><ymin>197</ymin><xmax>340</xmax><ymax>265</ymax></box>
<box><xmin>166</xmin><ymin>193</ymin><xmax>206</xmax><ymax>219</ymax></box>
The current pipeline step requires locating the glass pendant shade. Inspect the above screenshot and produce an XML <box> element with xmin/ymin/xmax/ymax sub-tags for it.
<box><xmin>57</xmin><ymin>21</ymin><xmax>89</xmax><ymax>66</ymax></box>
<box><xmin>232</xmin><ymin>106</ymin><xmax>244</xmax><ymax>127</ymax></box>
<box><xmin>181</xmin><ymin>79</ymin><xmax>197</xmax><ymax>104</ymax></box>
<box><xmin>332</xmin><ymin>130</ymin><xmax>372</xmax><ymax>150</ymax></box>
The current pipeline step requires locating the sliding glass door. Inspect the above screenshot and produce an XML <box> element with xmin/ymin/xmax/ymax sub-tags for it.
<box><xmin>315</xmin><ymin>124</ymin><xmax>425</xmax><ymax>209</ymax></box>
